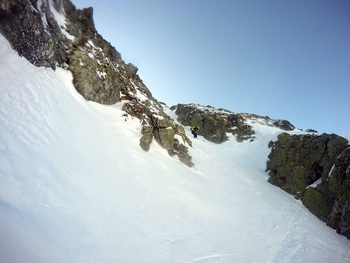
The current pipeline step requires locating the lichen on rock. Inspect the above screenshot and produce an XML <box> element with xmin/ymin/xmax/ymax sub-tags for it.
<box><xmin>302</xmin><ymin>187</ymin><xmax>330</xmax><ymax>221</ymax></box>
<box><xmin>266</xmin><ymin>132</ymin><xmax>350</xmax><ymax>239</ymax></box>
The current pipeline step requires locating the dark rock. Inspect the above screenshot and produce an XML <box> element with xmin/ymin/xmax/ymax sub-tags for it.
<box><xmin>266</xmin><ymin>132</ymin><xmax>350</xmax><ymax>239</ymax></box>
<box><xmin>65</xmin><ymin>6</ymin><xmax>96</xmax><ymax>38</ymax></box>
<box><xmin>122</xmin><ymin>101</ymin><xmax>145</xmax><ymax>119</ymax></box>
<box><xmin>68</xmin><ymin>49</ymin><xmax>121</xmax><ymax>104</ymax></box>
<box><xmin>302</xmin><ymin>188</ymin><xmax>330</xmax><ymax>221</ymax></box>
<box><xmin>0</xmin><ymin>0</ymin><xmax>122</xmax><ymax>104</ymax></box>
<box><xmin>267</xmin><ymin>133</ymin><xmax>348</xmax><ymax>194</ymax></box>
<box><xmin>272</xmin><ymin>119</ymin><xmax>295</xmax><ymax>131</ymax></box>
<box><xmin>173</xmin><ymin>103</ymin><xmax>255</xmax><ymax>143</ymax></box>
<box><xmin>154</xmin><ymin>127</ymin><xmax>175</xmax><ymax>151</ymax></box>
<box><xmin>140</xmin><ymin>126</ymin><xmax>153</xmax><ymax>151</ymax></box>
<box><xmin>172</xmin><ymin>140</ymin><xmax>193</xmax><ymax>167</ymax></box>
<box><xmin>0</xmin><ymin>0</ymin><xmax>70</xmax><ymax>68</ymax></box>
<box><xmin>126</xmin><ymin>63</ymin><xmax>138</xmax><ymax>75</ymax></box>
<box><xmin>232</xmin><ymin>123</ymin><xmax>255</xmax><ymax>142</ymax></box>
<box><xmin>122</xmin><ymin>99</ymin><xmax>193</xmax><ymax>166</ymax></box>
<box><xmin>306</xmin><ymin>129</ymin><xmax>318</xmax><ymax>133</ymax></box>
<box><xmin>173</xmin><ymin>104</ymin><xmax>298</xmax><ymax>144</ymax></box>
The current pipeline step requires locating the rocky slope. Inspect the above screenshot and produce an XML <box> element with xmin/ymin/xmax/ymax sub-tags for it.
<box><xmin>0</xmin><ymin>0</ymin><xmax>193</xmax><ymax>166</ymax></box>
<box><xmin>1</xmin><ymin>0</ymin><xmax>350</xmax><ymax>240</ymax></box>
<box><xmin>172</xmin><ymin>103</ymin><xmax>295</xmax><ymax>143</ymax></box>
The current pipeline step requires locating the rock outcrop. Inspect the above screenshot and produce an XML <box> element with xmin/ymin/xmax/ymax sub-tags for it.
<box><xmin>172</xmin><ymin>104</ymin><xmax>256</xmax><ymax>143</ymax></box>
<box><xmin>0</xmin><ymin>0</ymin><xmax>193</xmax><ymax>166</ymax></box>
<box><xmin>266</xmin><ymin>132</ymin><xmax>350</xmax><ymax>238</ymax></box>
<box><xmin>172</xmin><ymin>103</ymin><xmax>295</xmax><ymax>143</ymax></box>
<box><xmin>0</xmin><ymin>0</ymin><xmax>70</xmax><ymax>68</ymax></box>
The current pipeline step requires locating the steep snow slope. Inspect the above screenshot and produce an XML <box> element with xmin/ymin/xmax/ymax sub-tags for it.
<box><xmin>1</xmin><ymin>35</ymin><xmax>350</xmax><ymax>263</ymax></box>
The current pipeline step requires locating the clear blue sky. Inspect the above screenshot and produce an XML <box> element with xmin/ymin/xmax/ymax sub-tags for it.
<box><xmin>73</xmin><ymin>0</ymin><xmax>350</xmax><ymax>137</ymax></box>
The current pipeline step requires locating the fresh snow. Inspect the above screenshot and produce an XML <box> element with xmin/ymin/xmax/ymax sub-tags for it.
<box><xmin>1</xmin><ymin>34</ymin><xmax>350</xmax><ymax>263</ymax></box>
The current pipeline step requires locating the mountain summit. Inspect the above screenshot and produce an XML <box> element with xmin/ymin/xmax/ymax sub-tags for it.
<box><xmin>1</xmin><ymin>1</ymin><xmax>350</xmax><ymax>262</ymax></box>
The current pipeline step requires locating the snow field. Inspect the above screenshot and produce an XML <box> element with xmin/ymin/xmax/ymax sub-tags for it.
<box><xmin>1</xmin><ymin>35</ymin><xmax>350</xmax><ymax>263</ymax></box>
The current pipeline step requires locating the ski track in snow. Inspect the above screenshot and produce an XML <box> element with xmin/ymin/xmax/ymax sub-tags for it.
<box><xmin>1</xmin><ymin>34</ymin><xmax>350</xmax><ymax>263</ymax></box>
<box><xmin>189</xmin><ymin>253</ymin><xmax>236</xmax><ymax>263</ymax></box>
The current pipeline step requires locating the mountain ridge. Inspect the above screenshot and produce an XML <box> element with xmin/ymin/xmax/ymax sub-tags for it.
<box><xmin>1</xmin><ymin>0</ymin><xmax>350</xmax><ymax>243</ymax></box>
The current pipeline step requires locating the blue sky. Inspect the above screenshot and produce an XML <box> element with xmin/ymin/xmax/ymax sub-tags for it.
<box><xmin>73</xmin><ymin>0</ymin><xmax>350</xmax><ymax>137</ymax></box>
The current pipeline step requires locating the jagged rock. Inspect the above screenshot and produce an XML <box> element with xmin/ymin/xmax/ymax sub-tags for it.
<box><xmin>68</xmin><ymin>48</ymin><xmax>121</xmax><ymax>104</ymax></box>
<box><xmin>174</xmin><ymin>124</ymin><xmax>192</xmax><ymax>147</ymax></box>
<box><xmin>154</xmin><ymin>127</ymin><xmax>175</xmax><ymax>151</ymax></box>
<box><xmin>172</xmin><ymin>140</ymin><xmax>193</xmax><ymax>167</ymax></box>
<box><xmin>122</xmin><ymin>100</ymin><xmax>193</xmax><ymax>165</ymax></box>
<box><xmin>272</xmin><ymin>119</ymin><xmax>295</xmax><ymax>131</ymax></box>
<box><xmin>0</xmin><ymin>0</ymin><xmax>123</xmax><ymax>103</ymax></box>
<box><xmin>65</xmin><ymin>6</ymin><xmax>96</xmax><ymax>38</ymax></box>
<box><xmin>173</xmin><ymin>104</ymin><xmax>296</xmax><ymax>144</ymax></box>
<box><xmin>232</xmin><ymin>123</ymin><xmax>255</xmax><ymax>142</ymax></box>
<box><xmin>0</xmin><ymin>0</ymin><xmax>193</xmax><ymax>166</ymax></box>
<box><xmin>327</xmin><ymin>147</ymin><xmax>350</xmax><ymax>199</ymax></box>
<box><xmin>326</xmin><ymin>147</ymin><xmax>350</xmax><ymax>237</ymax></box>
<box><xmin>126</xmin><ymin>63</ymin><xmax>138</xmax><ymax>75</ymax></box>
<box><xmin>64</xmin><ymin>4</ymin><xmax>124</xmax><ymax>105</ymax></box>
<box><xmin>140</xmin><ymin>126</ymin><xmax>153</xmax><ymax>151</ymax></box>
<box><xmin>0</xmin><ymin>0</ymin><xmax>70</xmax><ymax>68</ymax></box>
<box><xmin>122</xmin><ymin>101</ymin><xmax>145</xmax><ymax>119</ymax></box>
<box><xmin>173</xmin><ymin>103</ymin><xmax>255</xmax><ymax>143</ymax></box>
<box><xmin>328</xmin><ymin>199</ymin><xmax>350</xmax><ymax>238</ymax></box>
<box><xmin>266</xmin><ymin>132</ymin><xmax>350</xmax><ymax>239</ymax></box>
<box><xmin>267</xmin><ymin>133</ymin><xmax>348</xmax><ymax>194</ymax></box>
<box><xmin>306</xmin><ymin>129</ymin><xmax>318</xmax><ymax>133</ymax></box>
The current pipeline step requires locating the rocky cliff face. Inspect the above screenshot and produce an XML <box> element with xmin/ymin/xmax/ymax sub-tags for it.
<box><xmin>172</xmin><ymin>103</ymin><xmax>295</xmax><ymax>143</ymax></box>
<box><xmin>0</xmin><ymin>0</ymin><xmax>70</xmax><ymax>68</ymax></box>
<box><xmin>266</xmin><ymin>133</ymin><xmax>350</xmax><ymax>238</ymax></box>
<box><xmin>0</xmin><ymin>0</ymin><xmax>193</xmax><ymax>166</ymax></box>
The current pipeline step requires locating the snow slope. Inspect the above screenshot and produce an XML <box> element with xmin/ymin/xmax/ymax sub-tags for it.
<box><xmin>1</xmin><ymin>34</ymin><xmax>350</xmax><ymax>263</ymax></box>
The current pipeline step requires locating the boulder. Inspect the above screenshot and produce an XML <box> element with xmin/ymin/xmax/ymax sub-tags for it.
<box><xmin>266</xmin><ymin>132</ymin><xmax>350</xmax><ymax>239</ymax></box>
<box><xmin>154</xmin><ymin>127</ymin><xmax>175</xmax><ymax>151</ymax></box>
<box><xmin>139</xmin><ymin>126</ymin><xmax>153</xmax><ymax>151</ymax></box>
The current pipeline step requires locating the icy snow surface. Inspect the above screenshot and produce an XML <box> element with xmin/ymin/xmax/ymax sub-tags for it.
<box><xmin>1</xmin><ymin>35</ymin><xmax>350</xmax><ymax>263</ymax></box>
